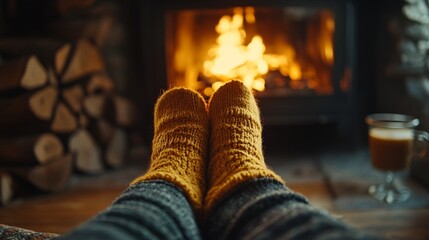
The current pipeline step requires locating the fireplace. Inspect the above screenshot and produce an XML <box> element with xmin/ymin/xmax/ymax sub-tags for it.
<box><xmin>135</xmin><ymin>0</ymin><xmax>359</xmax><ymax>143</ymax></box>
<box><xmin>166</xmin><ymin>7</ymin><xmax>335</xmax><ymax>96</ymax></box>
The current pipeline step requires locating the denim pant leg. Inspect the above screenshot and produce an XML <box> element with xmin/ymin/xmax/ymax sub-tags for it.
<box><xmin>59</xmin><ymin>180</ymin><xmax>201</xmax><ymax>240</ymax></box>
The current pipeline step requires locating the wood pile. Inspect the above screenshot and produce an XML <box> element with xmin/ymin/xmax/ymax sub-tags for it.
<box><xmin>0</xmin><ymin>0</ymin><xmax>138</xmax><ymax>205</ymax></box>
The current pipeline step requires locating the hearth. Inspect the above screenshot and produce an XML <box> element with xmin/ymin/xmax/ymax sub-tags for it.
<box><xmin>136</xmin><ymin>0</ymin><xmax>360</xmax><ymax>143</ymax></box>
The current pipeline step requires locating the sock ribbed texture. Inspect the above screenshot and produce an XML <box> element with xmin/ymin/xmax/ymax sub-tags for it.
<box><xmin>130</xmin><ymin>88</ymin><xmax>209</xmax><ymax>212</ymax></box>
<box><xmin>204</xmin><ymin>80</ymin><xmax>284</xmax><ymax>213</ymax></box>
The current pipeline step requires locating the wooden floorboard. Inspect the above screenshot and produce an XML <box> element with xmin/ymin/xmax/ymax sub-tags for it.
<box><xmin>1</xmin><ymin>163</ymin><xmax>429</xmax><ymax>239</ymax></box>
<box><xmin>0</xmin><ymin>187</ymin><xmax>124</xmax><ymax>233</ymax></box>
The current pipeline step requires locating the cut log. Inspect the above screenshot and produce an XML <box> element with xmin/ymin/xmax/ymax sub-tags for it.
<box><xmin>87</xmin><ymin>74</ymin><xmax>114</xmax><ymax>94</ymax></box>
<box><xmin>0</xmin><ymin>172</ymin><xmax>43</xmax><ymax>205</ymax></box>
<box><xmin>0</xmin><ymin>39</ymin><xmax>71</xmax><ymax>74</ymax></box>
<box><xmin>8</xmin><ymin>154</ymin><xmax>73</xmax><ymax>192</ymax></box>
<box><xmin>83</xmin><ymin>94</ymin><xmax>137</xmax><ymax>130</ymax></box>
<box><xmin>106</xmin><ymin>128</ymin><xmax>127</xmax><ymax>168</ymax></box>
<box><xmin>0</xmin><ymin>56</ymin><xmax>47</xmax><ymax>92</ymax></box>
<box><xmin>29</xmin><ymin>86</ymin><xmax>58</xmax><ymax>120</ymax></box>
<box><xmin>97</xmin><ymin>119</ymin><xmax>115</xmax><ymax>145</ymax></box>
<box><xmin>69</xmin><ymin>129</ymin><xmax>104</xmax><ymax>173</ymax></box>
<box><xmin>0</xmin><ymin>86</ymin><xmax>58</xmax><ymax>136</ymax></box>
<box><xmin>34</xmin><ymin>134</ymin><xmax>64</xmax><ymax>164</ymax></box>
<box><xmin>83</xmin><ymin>95</ymin><xmax>107</xmax><ymax>119</ymax></box>
<box><xmin>0</xmin><ymin>133</ymin><xmax>64</xmax><ymax>166</ymax></box>
<box><xmin>61</xmin><ymin>39</ymin><xmax>105</xmax><ymax>83</ymax></box>
<box><xmin>113</xmin><ymin>95</ymin><xmax>137</xmax><ymax>128</ymax></box>
<box><xmin>27</xmin><ymin>154</ymin><xmax>72</xmax><ymax>191</ymax></box>
<box><xmin>87</xmin><ymin>118</ymin><xmax>115</xmax><ymax>146</ymax></box>
<box><xmin>48</xmin><ymin>68</ymin><xmax>58</xmax><ymax>86</ymax></box>
<box><xmin>51</xmin><ymin>102</ymin><xmax>78</xmax><ymax>133</ymax></box>
<box><xmin>56</xmin><ymin>44</ymin><xmax>72</xmax><ymax>75</ymax></box>
<box><xmin>0</xmin><ymin>171</ymin><xmax>13</xmax><ymax>205</ymax></box>
<box><xmin>63</xmin><ymin>85</ymin><xmax>85</xmax><ymax>113</ymax></box>
<box><xmin>79</xmin><ymin>114</ymin><xmax>89</xmax><ymax>128</ymax></box>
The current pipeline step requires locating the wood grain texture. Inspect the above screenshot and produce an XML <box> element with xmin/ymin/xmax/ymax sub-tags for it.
<box><xmin>0</xmin><ymin>133</ymin><xmax>63</xmax><ymax>165</ymax></box>
<box><xmin>0</xmin><ymin>56</ymin><xmax>47</xmax><ymax>92</ymax></box>
<box><xmin>0</xmin><ymin>162</ymin><xmax>428</xmax><ymax>239</ymax></box>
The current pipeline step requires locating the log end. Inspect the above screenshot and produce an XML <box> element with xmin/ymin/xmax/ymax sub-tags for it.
<box><xmin>21</xmin><ymin>56</ymin><xmax>48</xmax><ymax>90</ymax></box>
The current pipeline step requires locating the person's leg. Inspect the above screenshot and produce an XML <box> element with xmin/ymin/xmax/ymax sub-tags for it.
<box><xmin>205</xmin><ymin>81</ymin><xmax>380</xmax><ymax>240</ymax></box>
<box><xmin>61</xmin><ymin>88</ymin><xmax>209</xmax><ymax>240</ymax></box>
<box><xmin>206</xmin><ymin>179</ymin><xmax>379</xmax><ymax>240</ymax></box>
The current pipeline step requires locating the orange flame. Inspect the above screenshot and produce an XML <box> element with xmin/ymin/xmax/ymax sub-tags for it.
<box><xmin>204</xmin><ymin>7</ymin><xmax>296</xmax><ymax>94</ymax></box>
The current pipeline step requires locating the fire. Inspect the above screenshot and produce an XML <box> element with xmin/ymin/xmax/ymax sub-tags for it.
<box><xmin>203</xmin><ymin>7</ymin><xmax>290</xmax><ymax>95</ymax></box>
<box><xmin>167</xmin><ymin>7</ymin><xmax>336</xmax><ymax>96</ymax></box>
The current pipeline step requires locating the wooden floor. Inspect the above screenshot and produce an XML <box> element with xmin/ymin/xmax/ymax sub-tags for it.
<box><xmin>1</xmin><ymin>162</ymin><xmax>429</xmax><ymax>239</ymax></box>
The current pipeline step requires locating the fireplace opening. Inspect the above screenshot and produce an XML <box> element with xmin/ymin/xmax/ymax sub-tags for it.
<box><xmin>137</xmin><ymin>0</ymin><xmax>359</xmax><ymax>145</ymax></box>
<box><xmin>166</xmin><ymin>7</ymin><xmax>336</xmax><ymax>97</ymax></box>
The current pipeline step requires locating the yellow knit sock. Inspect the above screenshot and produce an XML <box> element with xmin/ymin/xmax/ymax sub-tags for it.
<box><xmin>131</xmin><ymin>88</ymin><xmax>209</xmax><ymax>212</ymax></box>
<box><xmin>204</xmin><ymin>80</ymin><xmax>284</xmax><ymax>213</ymax></box>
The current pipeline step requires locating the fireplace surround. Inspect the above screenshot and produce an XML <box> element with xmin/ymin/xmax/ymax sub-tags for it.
<box><xmin>133</xmin><ymin>0</ymin><xmax>362</xmax><ymax>144</ymax></box>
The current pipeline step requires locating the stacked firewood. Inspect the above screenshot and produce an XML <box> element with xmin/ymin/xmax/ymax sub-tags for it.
<box><xmin>0</xmin><ymin>1</ymin><xmax>138</xmax><ymax>205</ymax></box>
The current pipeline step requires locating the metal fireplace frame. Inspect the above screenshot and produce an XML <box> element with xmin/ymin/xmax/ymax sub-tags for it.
<box><xmin>135</xmin><ymin>0</ymin><xmax>359</xmax><ymax>142</ymax></box>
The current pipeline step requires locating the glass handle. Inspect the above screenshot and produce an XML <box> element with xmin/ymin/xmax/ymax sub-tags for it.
<box><xmin>415</xmin><ymin>130</ymin><xmax>429</xmax><ymax>159</ymax></box>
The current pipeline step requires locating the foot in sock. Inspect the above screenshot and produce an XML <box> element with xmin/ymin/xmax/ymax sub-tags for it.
<box><xmin>131</xmin><ymin>88</ymin><xmax>209</xmax><ymax>213</ymax></box>
<box><xmin>204</xmin><ymin>80</ymin><xmax>284</xmax><ymax>213</ymax></box>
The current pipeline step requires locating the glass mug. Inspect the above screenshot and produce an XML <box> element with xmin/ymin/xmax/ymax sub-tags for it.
<box><xmin>365</xmin><ymin>113</ymin><xmax>429</xmax><ymax>204</ymax></box>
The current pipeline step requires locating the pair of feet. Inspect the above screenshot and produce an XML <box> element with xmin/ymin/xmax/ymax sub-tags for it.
<box><xmin>131</xmin><ymin>81</ymin><xmax>283</xmax><ymax>216</ymax></box>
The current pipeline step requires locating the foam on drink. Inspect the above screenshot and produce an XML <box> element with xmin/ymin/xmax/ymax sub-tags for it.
<box><xmin>369</xmin><ymin>128</ymin><xmax>413</xmax><ymax>140</ymax></box>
